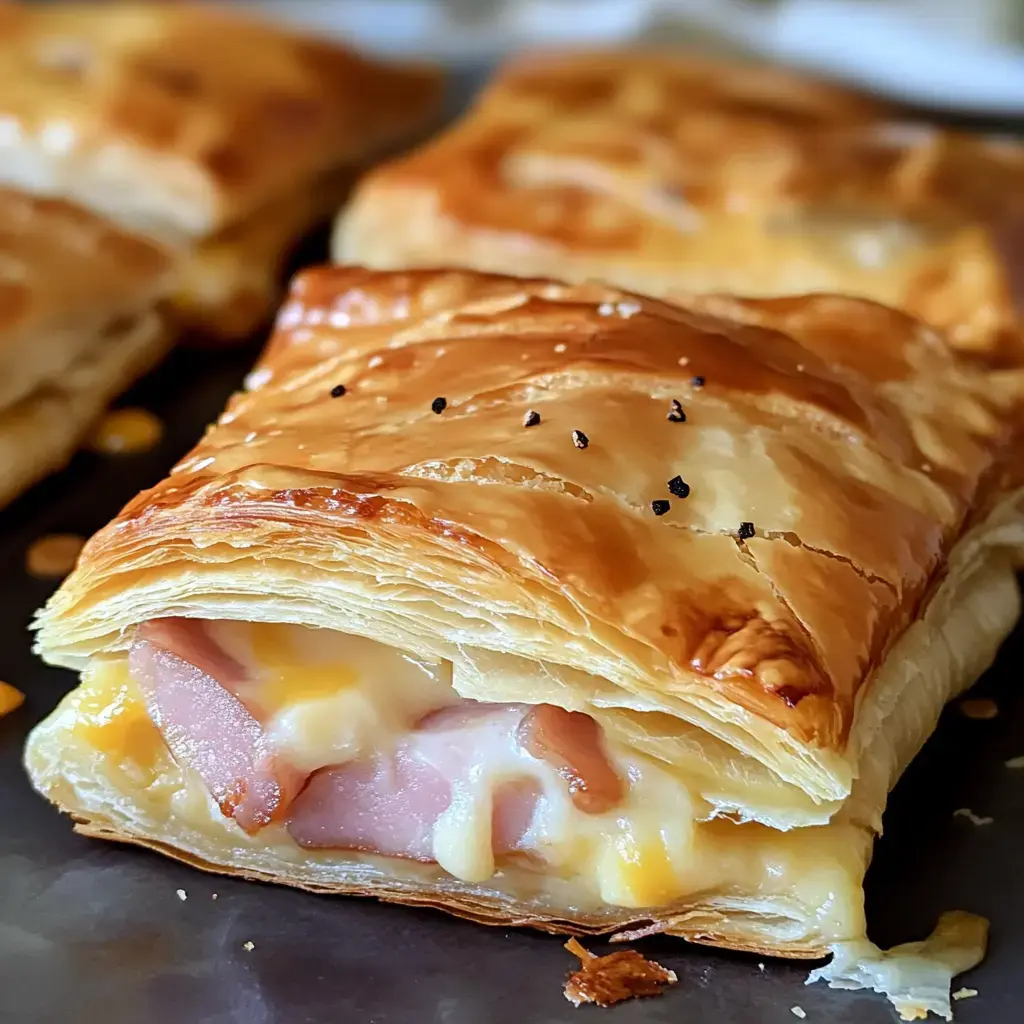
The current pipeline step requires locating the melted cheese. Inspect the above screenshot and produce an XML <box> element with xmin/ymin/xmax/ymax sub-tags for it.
<box><xmin>215</xmin><ymin>622</ymin><xmax>458</xmax><ymax>774</ymax></box>
<box><xmin>70</xmin><ymin>659</ymin><xmax>169</xmax><ymax>790</ymax></box>
<box><xmin>55</xmin><ymin>625</ymin><xmax>866</xmax><ymax>943</ymax></box>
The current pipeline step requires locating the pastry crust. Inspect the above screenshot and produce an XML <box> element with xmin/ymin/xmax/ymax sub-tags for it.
<box><xmin>33</xmin><ymin>266</ymin><xmax>1024</xmax><ymax>789</ymax></box>
<box><xmin>168</xmin><ymin>169</ymin><xmax>358</xmax><ymax>341</ymax></box>
<box><xmin>26</xmin><ymin>267</ymin><xmax>1024</xmax><ymax>956</ymax></box>
<box><xmin>0</xmin><ymin>188</ymin><xmax>173</xmax><ymax>505</ymax></box>
<box><xmin>0</xmin><ymin>2</ymin><xmax>442</xmax><ymax>240</ymax></box>
<box><xmin>335</xmin><ymin>50</ymin><xmax>1024</xmax><ymax>359</ymax></box>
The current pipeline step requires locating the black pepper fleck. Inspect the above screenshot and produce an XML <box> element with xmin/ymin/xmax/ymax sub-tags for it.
<box><xmin>431</xmin><ymin>397</ymin><xmax>447</xmax><ymax>414</ymax></box>
<box><xmin>523</xmin><ymin>409</ymin><xmax>541</xmax><ymax>428</ymax></box>
<box><xmin>572</xmin><ymin>429</ymin><xmax>589</xmax><ymax>450</ymax></box>
<box><xmin>330</xmin><ymin>384</ymin><xmax>346</xmax><ymax>398</ymax></box>
<box><xmin>667</xmin><ymin>399</ymin><xmax>686</xmax><ymax>423</ymax></box>
<box><xmin>652</xmin><ymin>499</ymin><xmax>671</xmax><ymax>516</ymax></box>
<box><xmin>668</xmin><ymin>475</ymin><xmax>690</xmax><ymax>498</ymax></box>
<box><xmin>738</xmin><ymin>521</ymin><xmax>755</xmax><ymax>540</ymax></box>
<box><xmin>691</xmin><ymin>375</ymin><xmax>705</xmax><ymax>389</ymax></box>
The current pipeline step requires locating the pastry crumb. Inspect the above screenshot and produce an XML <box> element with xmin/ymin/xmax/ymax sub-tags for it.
<box><xmin>952</xmin><ymin>987</ymin><xmax>978</xmax><ymax>1001</ymax></box>
<box><xmin>758</xmin><ymin>963</ymin><xmax>765</xmax><ymax>972</ymax></box>
<box><xmin>959</xmin><ymin>698</ymin><xmax>999</xmax><ymax>720</ymax></box>
<box><xmin>0</xmin><ymin>681</ymin><xmax>25</xmax><ymax>718</ymax></box>
<box><xmin>243</xmin><ymin>941</ymin><xmax>255</xmax><ymax>952</ymax></box>
<box><xmin>563</xmin><ymin>937</ymin><xmax>677</xmax><ymax>1007</ymax></box>
<box><xmin>791</xmin><ymin>1007</ymin><xmax>807</xmax><ymax>1019</ymax></box>
<box><xmin>953</xmin><ymin>808</ymin><xmax>994</xmax><ymax>826</ymax></box>
<box><xmin>176</xmin><ymin>889</ymin><xmax>187</xmax><ymax>901</ymax></box>
<box><xmin>26</xmin><ymin>534</ymin><xmax>85</xmax><ymax>579</ymax></box>
<box><xmin>1005</xmin><ymin>755</ymin><xmax>1024</xmax><ymax>769</ymax></box>
<box><xmin>211</xmin><ymin>893</ymin><xmax>218</xmax><ymax>900</ymax></box>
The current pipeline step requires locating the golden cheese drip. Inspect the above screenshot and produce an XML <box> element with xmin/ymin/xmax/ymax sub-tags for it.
<box><xmin>25</xmin><ymin>534</ymin><xmax>85</xmax><ymax>579</ymax></box>
<box><xmin>90</xmin><ymin>408</ymin><xmax>164</xmax><ymax>455</ymax></box>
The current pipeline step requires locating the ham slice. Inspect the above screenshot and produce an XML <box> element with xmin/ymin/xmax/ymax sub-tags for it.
<box><xmin>130</xmin><ymin>620</ymin><xmax>301</xmax><ymax>833</ymax></box>
<box><xmin>288</xmin><ymin>705</ymin><xmax>543</xmax><ymax>859</ymax></box>
<box><xmin>288</xmin><ymin>701</ymin><xmax>625</xmax><ymax>865</ymax></box>
<box><xmin>517</xmin><ymin>704</ymin><xmax>625</xmax><ymax>815</ymax></box>
<box><xmin>139</xmin><ymin>618</ymin><xmax>246</xmax><ymax>689</ymax></box>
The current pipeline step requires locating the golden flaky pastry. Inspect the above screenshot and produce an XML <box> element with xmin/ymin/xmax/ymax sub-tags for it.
<box><xmin>0</xmin><ymin>2</ymin><xmax>442</xmax><ymax>339</ymax></box>
<box><xmin>0</xmin><ymin>188</ymin><xmax>173</xmax><ymax>508</ymax></box>
<box><xmin>336</xmin><ymin>50</ymin><xmax>1024</xmax><ymax>360</ymax></box>
<box><xmin>26</xmin><ymin>268</ymin><xmax>1024</xmax><ymax>960</ymax></box>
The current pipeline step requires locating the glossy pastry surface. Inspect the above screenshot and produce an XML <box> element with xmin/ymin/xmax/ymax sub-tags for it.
<box><xmin>336</xmin><ymin>50</ymin><xmax>1024</xmax><ymax>358</ymax></box>
<box><xmin>0</xmin><ymin>2</ymin><xmax>442</xmax><ymax>240</ymax></box>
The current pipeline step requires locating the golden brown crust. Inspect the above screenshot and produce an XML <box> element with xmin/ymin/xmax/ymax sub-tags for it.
<box><xmin>336</xmin><ymin>50</ymin><xmax>1024</xmax><ymax>359</ymax></box>
<box><xmin>38</xmin><ymin>267</ymin><xmax>1020</xmax><ymax>755</ymax></box>
<box><xmin>0</xmin><ymin>2</ymin><xmax>442</xmax><ymax>238</ymax></box>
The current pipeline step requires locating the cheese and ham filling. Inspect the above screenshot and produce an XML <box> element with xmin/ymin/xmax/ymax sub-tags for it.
<box><xmin>129</xmin><ymin>618</ymin><xmax>644</xmax><ymax>886</ymax></box>
<box><xmin>70</xmin><ymin>618</ymin><xmax>867</xmax><ymax>927</ymax></box>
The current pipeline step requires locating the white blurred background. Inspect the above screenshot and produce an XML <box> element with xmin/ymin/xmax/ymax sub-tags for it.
<box><xmin>241</xmin><ymin>0</ymin><xmax>1024</xmax><ymax>116</ymax></box>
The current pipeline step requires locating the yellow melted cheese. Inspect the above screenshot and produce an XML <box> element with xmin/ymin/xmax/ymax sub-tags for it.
<box><xmin>70</xmin><ymin>658</ymin><xmax>167</xmax><ymax>789</ymax></box>
<box><xmin>248</xmin><ymin>622</ymin><xmax>360</xmax><ymax>707</ymax></box>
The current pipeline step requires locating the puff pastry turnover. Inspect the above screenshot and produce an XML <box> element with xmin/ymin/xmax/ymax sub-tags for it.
<box><xmin>0</xmin><ymin>188</ymin><xmax>173</xmax><ymax>507</ymax></box>
<box><xmin>0</xmin><ymin>2</ymin><xmax>442</xmax><ymax>339</ymax></box>
<box><xmin>335</xmin><ymin>50</ymin><xmax>1024</xmax><ymax>360</ymax></box>
<box><xmin>26</xmin><ymin>268</ymin><xmax>1024</xmax><ymax>959</ymax></box>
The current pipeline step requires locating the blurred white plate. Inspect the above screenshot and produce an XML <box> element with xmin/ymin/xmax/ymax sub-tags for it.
<box><xmin>244</xmin><ymin>0</ymin><xmax>1024</xmax><ymax>117</ymax></box>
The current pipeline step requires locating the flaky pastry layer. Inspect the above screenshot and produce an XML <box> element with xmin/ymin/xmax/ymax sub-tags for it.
<box><xmin>0</xmin><ymin>309</ymin><xmax>170</xmax><ymax>508</ymax></box>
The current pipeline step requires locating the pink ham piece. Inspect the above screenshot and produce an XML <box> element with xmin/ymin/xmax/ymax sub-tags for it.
<box><xmin>140</xmin><ymin>618</ymin><xmax>247</xmax><ymax>690</ymax></box>
<box><xmin>287</xmin><ymin>705</ymin><xmax>542</xmax><ymax>857</ymax></box>
<box><xmin>517</xmin><ymin>704</ymin><xmax>625</xmax><ymax>815</ymax></box>
<box><xmin>288</xmin><ymin>701</ymin><xmax>625</xmax><ymax>861</ymax></box>
<box><xmin>131</xmin><ymin>619</ymin><xmax>302</xmax><ymax>834</ymax></box>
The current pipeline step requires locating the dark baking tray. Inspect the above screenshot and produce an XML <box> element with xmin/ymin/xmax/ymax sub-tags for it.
<box><xmin>1</xmin><ymin>64</ymin><xmax>1023</xmax><ymax>1024</ymax></box>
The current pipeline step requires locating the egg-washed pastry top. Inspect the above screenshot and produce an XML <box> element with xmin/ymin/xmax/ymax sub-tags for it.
<box><xmin>27</xmin><ymin>267</ymin><xmax>1024</xmax><ymax>960</ymax></box>
<box><xmin>0</xmin><ymin>2</ymin><xmax>442</xmax><ymax>242</ymax></box>
<box><xmin>0</xmin><ymin>187</ymin><xmax>173</xmax><ymax>507</ymax></box>
<box><xmin>335</xmin><ymin>50</ymin><xmax>1024</xmax><ymax>361</ymax></box>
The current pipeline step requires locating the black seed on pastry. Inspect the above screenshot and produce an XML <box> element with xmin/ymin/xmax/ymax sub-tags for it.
<box><xmin>652</xmin><ymin>499</ymin><xmax>671</xmax><ymax>516</ymax></box>
<box><xmin>572</xmin><ymin>429</ymin><xmax>589</xmax><ymax>450</ymax></box>
<box><xmin>738</xmin><ymin>521</ymin><xmax>755</xmax><ymax>539</ymax></box>
<box><xmin>691</xmin><ymin>375</ymin><xmax>705</xmax><ymax>389</ymax></box>
<box><xmin>431</xmin><ymin>397</ymin><xmax>447</xmax><ymax>414</ymax></box>
<box><xmin>668</xmin><ymin>475</ymin><xmax>690</xmax><ymax>498</ymax></box>
<box><xmin>523</xmin><ymin>409</ymin><xmax>541</xmax><ymax>428</ymax></box>
<box><xmin>330</xmin><ymin>384</ymin><xmax>346</xmax><ymax>398</ymax></box>
<box><xmin>667</xmin><ymin>399</ymin><xmax>686</xmax><ymax>423</ymax></box>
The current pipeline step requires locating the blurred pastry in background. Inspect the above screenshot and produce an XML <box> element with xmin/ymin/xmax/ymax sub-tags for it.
<box><xmin>335</xmin><ymin>49</ymin><xmax>1024</xmax><ymax>362</ymax></box>
<box><xmin>0</xmin><ymin>2</ymin><xmax>443</xmax><ymax>342</ymax></box>
<box><xmin>0</xmin><ymin>188</ymin><xmax>173</xmax><ymax>508</ymax></box>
